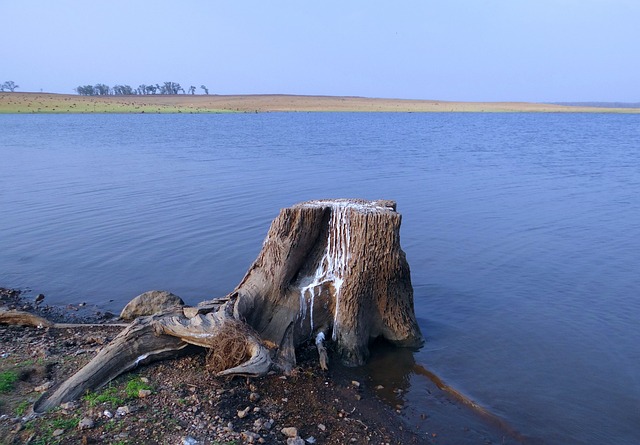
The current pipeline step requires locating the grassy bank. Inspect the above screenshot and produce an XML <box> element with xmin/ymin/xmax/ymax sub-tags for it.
<box><xmin>2</xmin><ymin>92</ymin><xmax>639</xmax><ymax>114</ymax></box>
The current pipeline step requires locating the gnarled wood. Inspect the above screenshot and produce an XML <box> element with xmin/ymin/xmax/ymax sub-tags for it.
<box><xmin>0</xmin><ymin>308</ymin><xmax>53</xmax><ymax>328</ymax></box>
<box><xmin>32</xmin><ymin>199</ymin><xmax>423</xmax><ymax>412</ymax></box>
<box><xmin>33</xmin><ymin>315</ymin><xmax>188</xmax><ymax>413</ymax></box>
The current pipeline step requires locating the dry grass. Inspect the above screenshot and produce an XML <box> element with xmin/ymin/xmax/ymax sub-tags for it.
<box><xmin>204</xmin><ymin>319</ymin><xmax>255</xmax><ymax>373</ymax></box>
<box><xmin>2</xmin><ymin>92</ymin><xmax>639</xmax><ymax>114</ymax></box>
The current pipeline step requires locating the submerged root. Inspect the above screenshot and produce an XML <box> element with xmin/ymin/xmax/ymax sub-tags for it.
<box><xmin>205</xmin><ymin>319</ymin><xmax>257</xmax><ymax>373</ymax></box>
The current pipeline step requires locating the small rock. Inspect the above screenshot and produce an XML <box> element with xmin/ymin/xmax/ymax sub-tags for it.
<box><xmin>116</xmin><ymin>406</ymin><xmax>131</xmax><ymax>416</ymax></box>
<box><xmin>60</xmin><ymin>401</ymin><xmax>78</xmax><ymax>410</ymax></box>
<box><xmin>103</xmin><ymin>410</ymin><xmax>113</xmax><ymax>419</ymax></box>
<box><xmin>305</xmin><ymin>437</ymin><xmax>316</xmax><ymax>444</ymax></box>
<box><xmin>78</xmin><ymin>417</ymin><xmax>95</xmax><ymax>430</ymax></box>
<box><xmin>52</xmin><ymin>428</ymin><xmax>64</xmax><ymax>437</ymax></box>
<box><xmin>317</xmin><ymin>423</ymin><xmax>326</xmax><ymax>432</ymax></box>
<box><xmin>140</xmin><ymin>377</ymin><xmax>150</xmax><ymax>383</ymax></box>
<box><xmin>351</xmin><ymin>380</ymin><xmax>361</xmax><ymax>388</ymax></box>
<box><xmin>249</xmin><ymin>392</ymin><xmax>260</xmax><ymax>402</ymax></box>
<box><xmin>241</xmin><ymin>431</ymin><xmax>261</xmax><ymax>443</ymax></box>
<box><xmin>138</xmin><ymin>389</ymin><xmax>152</xmax><ymax>398</ymax></box>
<box><xmin>35</xmin><ymin>381</ymin><xmax>53</xmax><ymax>392</ymax></box>
<box><xmin>181</xmin><ymin>437</ymin><xmax>198</xmax><ymax>445</ymax></box>
<box><xmin>237</xmin><ymin>406</ymin><xmax>251</xmax><ymax>418</ymax></box>
<box><xmin>287</xmin><ymin>438</ymin><xmax>305</xmax><ymax>445</ymax></box>
<box><xmin>35</xmin><ymin>294</ymin><xmax>45</xmax><ymax>304</ymax></box>
<box><xmin>375</xmin><ymin>385</ymin><xmax>384</xmax><ymax>390</ymax></box>
<box><xmin>263</xmin><ymin>419</ymin><xmax>274</xmax><ymax>430</ymax></box>
<box><xmin>281</xmin><ymin>426</ymin><xmax>298</xmax><ymax>438</ymax></box>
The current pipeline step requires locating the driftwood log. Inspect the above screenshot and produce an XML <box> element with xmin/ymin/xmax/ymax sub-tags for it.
<box><xmin>24</xmin><ymin>199</ymin><xmax>423</xmax><ymax>412</ymax></box>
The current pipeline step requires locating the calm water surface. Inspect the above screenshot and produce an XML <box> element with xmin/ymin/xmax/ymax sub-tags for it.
<box><xmin>1</xmin><ymin>113</ymin><xmax>639</xmax><ymax>444</ymax></box>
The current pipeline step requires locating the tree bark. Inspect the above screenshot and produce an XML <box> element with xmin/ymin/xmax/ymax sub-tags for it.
<box><xmin>29</xmin><ymin>199</ymin><xmax>423</xmax><ymax>412</ymax></box>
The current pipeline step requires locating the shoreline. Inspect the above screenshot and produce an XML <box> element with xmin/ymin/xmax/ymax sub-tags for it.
<box><xmin>0</xmin><ymin>287</ymin><xmax>527</xmax><ymax>444</ymax></box>
<box><xmin>2</xmin><ymin>92</ymin><xmax>640</xmax><ymax>114</ymax></box>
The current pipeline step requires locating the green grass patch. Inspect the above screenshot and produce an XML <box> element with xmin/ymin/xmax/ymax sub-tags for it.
<box><xmin>83</xmin><ymin>384</ymin><xmax>125</xmax><ymax>407</ymax></box>
<box><xmin>83</xmin><ymin>376</ymin><xmax>153</xmax><ymax>408</ymax></box>
<box><xmin>15</xmin><ymin>399</ymin><xmax>31</xmax><ymax>416</ymax></box>
<box><xmin>22</xmin><ymin>416</ymin><xmax>80</xmax><ymax>445</ymax></box>
<box><xmin>124</xmin><ymin>377</ymin><xmax>152</xmax><ymax>398</ymax></box>
<box><xmin>0</xmin><ymin>370</ymin><xmax>19</xmax><ymax>393</ymax></box>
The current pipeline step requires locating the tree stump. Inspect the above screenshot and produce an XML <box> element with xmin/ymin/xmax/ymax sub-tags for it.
<box><xmin>32</xmin><ymin>199</ymin><xmax>423</xmax><ymax>412</ymax></box>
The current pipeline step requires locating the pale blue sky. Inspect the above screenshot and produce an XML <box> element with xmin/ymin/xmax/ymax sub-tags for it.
<box><xmin>2</xmin><ymin>0</ymin><xmax>638</xmax><ymax>102</ymax></box>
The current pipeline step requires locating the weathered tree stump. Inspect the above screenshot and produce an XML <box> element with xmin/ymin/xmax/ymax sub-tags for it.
<box><xmin>30</xmin><ymin>199</ymin><xmax>423</xmax><ymax>412</ymax></box>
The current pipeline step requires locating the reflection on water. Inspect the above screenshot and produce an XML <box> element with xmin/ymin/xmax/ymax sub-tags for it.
<box><xmin>1</xmin><ymin>112</ymin><xmax>640</xmax><ymax>444</ymax></box>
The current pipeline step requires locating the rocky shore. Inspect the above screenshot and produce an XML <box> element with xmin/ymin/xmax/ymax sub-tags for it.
<box><xmin>0</xmin><ymin>288</ymin><xmax>523</xmax><ymax>444</ymax></box>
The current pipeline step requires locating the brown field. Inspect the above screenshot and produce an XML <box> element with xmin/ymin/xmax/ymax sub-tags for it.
<box><xmin>2</xmin><ymin>92</ymin><xmax>639</xmax><ymax>114</ymax></box>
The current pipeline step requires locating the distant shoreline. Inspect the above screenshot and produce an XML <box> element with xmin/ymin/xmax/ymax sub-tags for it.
<box><xmin>2</xmin><ymin>92</ymin><xmax>640</xmax><ymax>114</ymax></box>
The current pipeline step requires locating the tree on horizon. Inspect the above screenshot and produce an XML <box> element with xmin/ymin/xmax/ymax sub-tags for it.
<box><xmin>1</xmin><ymin>81</ymin><xmax>19</xmax><ymax>92</ymax></box>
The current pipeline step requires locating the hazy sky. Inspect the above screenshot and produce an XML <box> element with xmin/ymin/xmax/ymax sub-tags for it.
<box><xmin>2</xmin><ymin>0</ymin><xmax>638</xmax><ymax>102</ymax></box>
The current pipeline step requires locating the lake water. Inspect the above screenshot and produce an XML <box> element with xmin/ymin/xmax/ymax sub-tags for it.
<box><xmin>1</xmin><ymin>112</ymin><xmax>639</xmax><ymax>444</ymax></box>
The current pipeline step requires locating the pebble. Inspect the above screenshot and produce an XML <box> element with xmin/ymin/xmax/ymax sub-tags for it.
<box><xmin>287</xmin><ymin>438</ymin><xmax>305</xmax><ymax>445</ymax></box>
<box><xmin>249</xmin><ymin>392</ymin><xmax>260</xmax><ymax>402</ymax></box>
<box><xmin>281</xmin><ymin>426</ymin><xmax>298</xmax><ymax>438</ymax></box>
<box><xmin>78</xmin><ymin>417</ymin><xmax>95</xmax><ymax>430</ymax></box>
<box><xmin>60</xmin><ymin>401</ymin><xmax>78</xmax><ymax>410</ymax></box>
<box><xmin>103</xmin><ymin>410</ymin><xmax>113</xmax><ymax>419</ymax></box>
<box><xmin>116</xmin><ymin>406</ymin><xmax>131</xmax><ymax>416</ymax></box>
<box><xmin>305</xmin><ymin>436</ymin><xmax>317</xmax><ymax>444</ymax></box>
<box><xmin>317</xmin><ymin>423</ymin><xmax>326</xmax><ymax>432</ymax></box>
<box><xmin>52</xmin><ymin>428</ymin><xmax>64</xmax><ymax>437</ymax></box>
<box><xmin>237</xmin><ymin>406</ymin><xmax>251</xmax><ymax>418</ymax></box>
<box><xmin>138</xmin><ymin>389</ymin><xmax>152</xmax><ymax>398</ymax></box>
<box><xmin>351</xmin><ymin>380</ymin><xmax>361</xmax><ymax>388</ymax></box>
<box><xmin>241</xmin><ymin>431</ymin><xmax>261</xmax><ymax>443</ymax></box>
<box><xmin>181</xmin><ymin>436</ymin><xmax>198</xmax><ymax>445</ymax></box>
<box><xmin>34</xmin><ymin>381</ymin><xmax>53</xmax><ymax>392</ymax></box>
